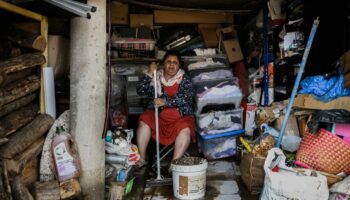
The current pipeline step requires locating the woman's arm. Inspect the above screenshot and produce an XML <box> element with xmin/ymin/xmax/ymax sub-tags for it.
<box><xmin>136</xmin><ymin>74</ymin><xmax>155</xmax><ymax>98</ymax></box>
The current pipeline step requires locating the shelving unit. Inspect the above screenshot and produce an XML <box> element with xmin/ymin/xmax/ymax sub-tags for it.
<box><xmin>0</xmin><ymin>1</ymin><xmax>48</xmax><ymax>113</ymax></box>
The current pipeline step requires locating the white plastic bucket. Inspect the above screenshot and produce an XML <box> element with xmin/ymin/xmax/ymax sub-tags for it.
<box><xmin>171</xmin><ymin>157</ymin><xmax>208</xmax><ymax>200</ymax></box>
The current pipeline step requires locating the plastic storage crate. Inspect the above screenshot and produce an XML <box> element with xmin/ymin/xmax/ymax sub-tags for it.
<box><xmin>188</xmin><ymin>67</ymin><xmax>233</xmax><ymax>83</ymax></box>
<box><xmin>196</xmin><ymin>108</ymin><xmax>243</xmax><ymax>135</ymax></box>
<box><xmin>112</xmin><ymin>38</ymin><xmax>156</xmax><ymax>58</ymax></box>
<box><xmin>194</xmin><ymin>78</ymin><xmax>242</xmax><ymax>115</ymax></box>
<box><xmin>182</xmin><ymin>54</ymin><xmax>229</xmax><ymax>71</ymax></box>
<box><xmin>198</xmin><ymin>129</ymin><xmax>244</xmax><ymax>160</ymax></box>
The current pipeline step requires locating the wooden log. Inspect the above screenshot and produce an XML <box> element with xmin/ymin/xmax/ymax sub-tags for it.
<box><xmin>10</xmin><ymin>48</ymin><xmax>21</xmax><ymax>58</ymax></box>
<box><xmin>2</xmin><ymin>162</ymin><xmax>12</xmax><ymax>200</ymax></box>
<box><xmin>0</xmin><ymin>53</ymin><xmax>45</xmax><ymax>75</ymax></box>
<box><xmin>0</xmin><ymin>138</ymin><xmax>9</xmax><ymax>146</ymax></box>
<box><xmin>0</xmin><ymin>40</ymin><xmax>12</xmax><ymax>60</ymax></box>
<box><xmin>33</xmin><ymin>181</ymin><xmax>60</xmax><ymax>200</ymax></box>
<box><xmin>13</xmin><ymin>22</ymin><xmax>40</xmax><ymax>35</ymax></box>
<box><xmin>0</xmin><ymin>75</ymin><xmax>40</xmax><ymax>107</ymax></box>
<box><xmin>0</xmin><ymin>104</ymin><xmax>39</xmax><ymax>138</ymax></box>
<box><xmin>0</xmin><ymin>114</ymin><xmax>54</xmax><ymax>159</ymax></box>
<box><xmin>0</xmin><ymin>161</ymin><xmax>11</xmax><ymax>200</ymax></box>
<box><xmin>1</xmin><ymin>26</ymin><xmax>46</xmax><ymax>52</ymax></box>
<box><xmin>21</xmin><ymin>158</ymin><xmax>38</xmax><ymax>187</ymax></box>
<box><xmin>59</xmin><ymin>178</ymin><xmax>81</xmax><ymax>200</ymax></box>
<box><xmin>109</xmin><ymin>182</ymin><xmax>125</xmax><ymax>200</ymax></box>
<box><xmin>10</xmin><ymin>176</ymin><xmax>34</xmax><ymax>200</ymax></box>
<box><xmin>6</xmin><ymin>138</ymin><xmax>44</xmax><ymax>175</ymax></box>
<box><xmin>0</xmin><ymin>94</ymin><xmax>36</xmax><ymax>118</ymax></box>
<box><xmin>0</xmin><ymin>68</ymin><xmax>36</xmax><ymax>87</ymax></box>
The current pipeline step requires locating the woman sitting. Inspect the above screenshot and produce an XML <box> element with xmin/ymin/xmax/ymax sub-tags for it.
<box><xmin>135</xmin><ymin>50</ymin><xmax>196</xmax><ymax>167</ymax></box>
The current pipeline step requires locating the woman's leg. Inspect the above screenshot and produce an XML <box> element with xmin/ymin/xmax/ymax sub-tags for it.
<box><xmin>137</xmin><ymin>121</ymin><xmax>152</xmax><ymax>160</ymax></box>
<box><xmin>172</xmin><ymin>128</ymin><xmax>191</xmax><ymax>160</ymax></box>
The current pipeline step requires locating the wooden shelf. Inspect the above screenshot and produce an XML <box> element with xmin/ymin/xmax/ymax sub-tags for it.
<box><xmin>0</xmin><ymin>1</ymin><xmax>48</xmax><ymax>114</ymax></box>
<box><xmin>111</xmin><ymin>57</ymin><xmax>160</xmax><ymax>64</ymax></box>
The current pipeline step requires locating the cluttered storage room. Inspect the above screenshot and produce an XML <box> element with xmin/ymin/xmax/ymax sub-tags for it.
<box><xmin>0</xmin><ymin>0</ymin><xmax>349</xmax><ymax>199</ymax></box>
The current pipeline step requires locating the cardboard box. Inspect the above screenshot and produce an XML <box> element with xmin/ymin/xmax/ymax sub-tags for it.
<box><xmin>341</xmin><ymin>50</ymin><xmax>350</xmax><ymax>73</ymax></box>
<box><xmin>110</xmin><ymin>3</ymin><xmax>128</xmax><ymax>25</ymax></box>
<box><xmin>130</xmin><ymin>14</ymin><xmax>153</xmax><ymax>28</ymax></box>
<box><xmin>217</xmin><ymin>26</ymin><xmax>238</xmax><ymax>40</ymax></box>
<box><xmin>154</xmin><ymin>10</ymin><xmax>233</xmax><ymax>24</ymax></box>
<box><xmin>48</xmin><ymin>35</ymin><xmax>70</xmax><ymax>78</ymax></box>
<box><xmin>217</xmin><ymin>26</ymin><xmax>243</xmax><ymax>63</ymax></box>
<box><xmin>222</xmin><ymin>40</ymin><xmax>243</xmax><ymax>63</ymax></box>
<box><xmin>293</xmin><ymin>94</ymin><xmax>350</xmax><ymax>112</ymax></box>
<box><xmin>200</xmin><ymin>29</ymin><xmax>218</xmax><ymax>47</ymax></box>
<box><xmin>198</xmin><ymin>24</ymin><xmax>222</xmax><ymax>47</ymax></box>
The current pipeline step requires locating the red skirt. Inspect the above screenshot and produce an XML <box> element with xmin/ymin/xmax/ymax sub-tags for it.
<box><xmin>139</xmin><ymin>108</ymin><xmax>196</xmax><ymax>146</ymax></box>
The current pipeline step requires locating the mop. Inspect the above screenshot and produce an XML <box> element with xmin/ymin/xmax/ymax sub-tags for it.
<box><xmin>146</xmin><ymin>70</ymin><xmax>173</xmax><ymax>187</ymax></box>
<box><xmin>276</xmin><ymin>17</ymin><xmax>319</xmax><ymax>148</ymax></box>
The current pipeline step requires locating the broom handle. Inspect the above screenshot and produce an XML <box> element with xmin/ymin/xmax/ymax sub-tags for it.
<box><xmin>276</xmin><ymin>17</ymin><xmax>319</xmax><ymax>147</ymax></box>
<box><xmin>154</xmin><ymin>70</ymin><xmax>162</xmax><ymax>180</ymax></box>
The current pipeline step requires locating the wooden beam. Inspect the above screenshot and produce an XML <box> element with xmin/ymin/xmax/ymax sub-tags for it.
<box><xmin>0</xmin><ymin>1</ymin><xmax>44</xmax><ymax>21</ymax></box>
<box><xmin>0</xmin><ymin>1</ymin><xmax>48</xmax><ymax>114</ymax></box>
<box><xmin>40</xmin><ymin>17</ymin><xmax>48</xmax><ymax>114</ymax></box>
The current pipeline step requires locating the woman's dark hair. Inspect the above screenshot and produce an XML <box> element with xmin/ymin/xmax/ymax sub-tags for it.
<box><xmin>162</xmin><ymin>50</ymin><xmax>182</xmax><ymax>67</ymax></box>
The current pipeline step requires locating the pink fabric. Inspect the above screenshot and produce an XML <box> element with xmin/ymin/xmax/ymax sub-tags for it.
<box><xmin>335</xmin><ymin>123</ymin><xmax>350</xmax><ymax>144</ymax></box>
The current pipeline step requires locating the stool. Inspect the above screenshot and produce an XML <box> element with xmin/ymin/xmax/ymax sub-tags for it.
<box><xmin>151</xmin><ymin>144</ymin><xmax>190</xmax><ymax>170</ymax></box>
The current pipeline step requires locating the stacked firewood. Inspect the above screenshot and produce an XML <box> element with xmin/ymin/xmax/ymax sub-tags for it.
<box><xmin>0</xmin><ymin>26</ymin><xmax>56</xmax><ymax>199</ymax></box>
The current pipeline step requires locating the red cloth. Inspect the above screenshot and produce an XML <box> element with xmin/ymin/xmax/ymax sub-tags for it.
<box><xmin>139</xmin><ymin>83</ymin><xmax>196</xmax><ymax>145</ymax></box>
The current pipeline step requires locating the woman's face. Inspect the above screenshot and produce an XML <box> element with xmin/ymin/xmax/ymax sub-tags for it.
<box><xmin>163</xmin><ymin>55</ymin><xmax>180</xmax><ymax>78</ymax></box>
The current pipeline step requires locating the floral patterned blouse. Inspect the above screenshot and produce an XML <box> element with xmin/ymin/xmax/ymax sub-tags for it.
<box><xmin>136</xmin><ymin>74</ymin><xmax>194</xmax><ymax>116</ymax></box>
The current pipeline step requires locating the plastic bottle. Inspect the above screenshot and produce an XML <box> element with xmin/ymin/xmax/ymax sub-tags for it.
<box><xmin>52</xmin><ymin>125</ymin><xmax>81</xmax><ymax>182</ymax></box>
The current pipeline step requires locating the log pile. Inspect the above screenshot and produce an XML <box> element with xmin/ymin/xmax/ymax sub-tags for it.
<box><xmin>0</xmin><ymin>25</ymin><xmax>57</xmax><ymax>199</ymax></box>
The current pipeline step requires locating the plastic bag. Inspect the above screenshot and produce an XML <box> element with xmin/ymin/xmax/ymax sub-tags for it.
<box><xmin>261</xmin><ymin>148</ymin><xmax>329</xmax><ymax>200</ymax></box>
<box><xmin>299</xmin><ymin>71</ymin><xmax>350</xmax><ymax>102</ymax></box>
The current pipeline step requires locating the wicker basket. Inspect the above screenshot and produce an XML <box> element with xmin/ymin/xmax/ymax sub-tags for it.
<box><xmin>296</xmin><ymin>128</ymin><xmax>350</xmax><ymax>174</ymax></box>
<box><xmin>112</xmin><ymin>38</ymin><xmax>155</xmax><ymax>58</ymax></box>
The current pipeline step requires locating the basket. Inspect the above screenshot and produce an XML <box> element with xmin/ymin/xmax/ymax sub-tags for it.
<box><xmin>112</xmin><ymin>38</ymin><xmax>155</xmax><ymax>58</ymax></box>
<box><xmin>296</xmin><ymin>128</ymin><xmax>350</xmax><ymax>174</ymax></box>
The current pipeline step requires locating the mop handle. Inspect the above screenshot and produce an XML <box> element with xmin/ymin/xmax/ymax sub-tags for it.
<box><xmin>276</xmin><ymin>17</ymin><xmax>319</xmax><ymax>147</ymax></box>
<box><xmin>153</xmin><ymin>70</ymin><xmax>162</xmax><ymax>180</ymax></box>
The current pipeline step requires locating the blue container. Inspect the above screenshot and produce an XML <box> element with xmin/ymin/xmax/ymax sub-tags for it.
<box><xmin>198</xmin><ymin>129</ymin><xmax>244</xmax><ymax>160</ymax></box>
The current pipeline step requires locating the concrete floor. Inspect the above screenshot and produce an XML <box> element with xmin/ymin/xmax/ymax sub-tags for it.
<box><xmin>139</xmin><ymin>160</ymin><xmax>259</xmax><ymax>200</ymax></box>
<box><xmin>123</xmin><ymin>129</ymin><xmax>260</xmax><ymax>200</ymax></box>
